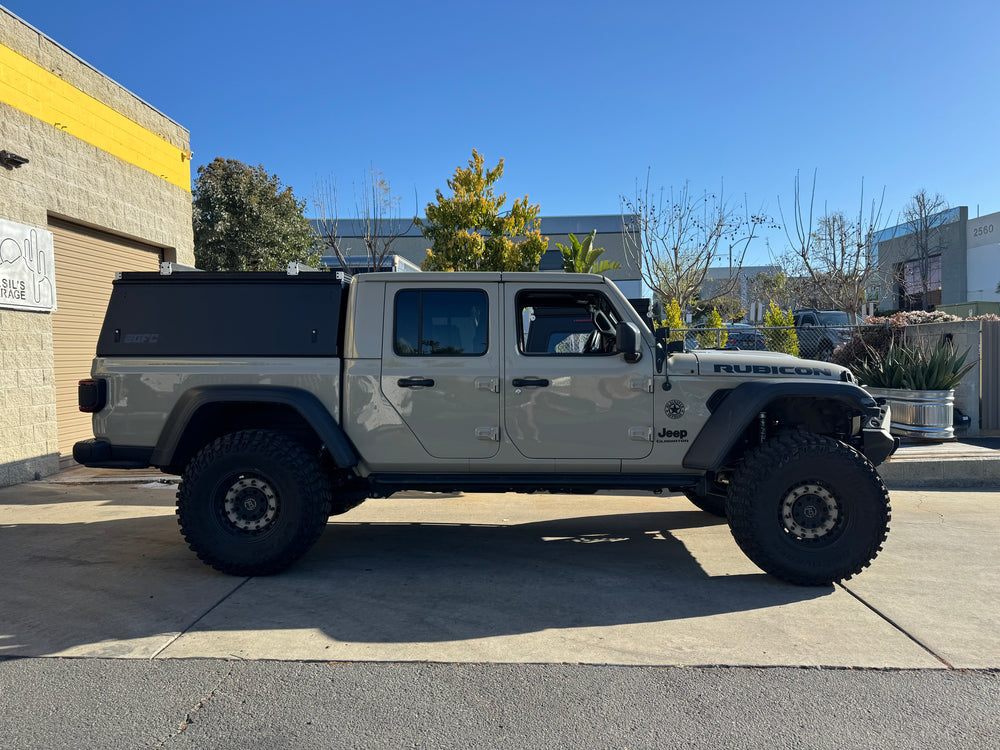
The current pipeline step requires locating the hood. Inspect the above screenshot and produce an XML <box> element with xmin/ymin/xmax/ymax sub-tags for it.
<box><xmin>691</xmin><ymin>348</ymin><xmax>851</xmax><ymax>382</ymax></box>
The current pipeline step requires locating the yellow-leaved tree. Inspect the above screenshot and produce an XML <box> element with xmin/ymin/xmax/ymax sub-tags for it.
<box><xmin>697</xmin><ymin>307</ymin><xmax>728</xmax><ymax>349</ymax></box>
<box><xmin>416</xmin><ymin>150</ymin><xmax>547</xmax><ymax>271</ymax></box>
<box><xmin>763</xmin><ymin>302</ymin><xmax>800</xmax><ymax>356</ymax></box>
<box><xmin>660</xmin><ymin>298</ymin><xmax>687</xmax><ymax>344</ymax></box>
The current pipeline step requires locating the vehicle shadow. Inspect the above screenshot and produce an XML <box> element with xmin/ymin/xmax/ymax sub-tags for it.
<box><xmin>0</xmin><ymin>499</ymin><xmax>831</xmax><ymax>656</ymax></box>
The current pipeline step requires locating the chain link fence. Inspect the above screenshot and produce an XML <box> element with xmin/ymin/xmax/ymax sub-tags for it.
<box><xmin>682</xmin><ymin>324</ymin><xmax>888</xmax><ymax>362</ymax></box>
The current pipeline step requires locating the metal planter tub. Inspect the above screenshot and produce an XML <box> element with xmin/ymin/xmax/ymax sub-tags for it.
<box><xmin>865</xmin><ymin>387</ymin><xmax>955</xmax><ymax>441</ymax></box>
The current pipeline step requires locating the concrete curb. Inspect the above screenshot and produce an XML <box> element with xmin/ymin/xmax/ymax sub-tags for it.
<box><xmin>878</xmin><ymin>458</ymin><xmax>1000</xmax><ymax>489</ymax></box>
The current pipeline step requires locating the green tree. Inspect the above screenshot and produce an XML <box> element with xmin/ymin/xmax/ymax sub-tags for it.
<box><xmin>416</xmin><ymin>150</ymin><xmax>547</xmax><ymax>271</ymax></box>
<box><xmin>193</xmin><ymin>157</ymin><xmax>319</xmax><ymax>271</ymax></box>
<box><xmin>763</xmin><ymin>302</ymin><xmax>800</xmax><ymax>356</ymax></box>
<box><xmin>556</xmin><ymin>229</ymin><xmax>621</xmax><ymax>273</ymax></box>
<box><xmin>698</xmin><ymin>295</ymin><xmax>745</xmax><ymax>323</ymax></box>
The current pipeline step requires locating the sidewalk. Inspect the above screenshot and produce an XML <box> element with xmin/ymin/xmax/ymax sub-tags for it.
<box><xmin>876</xmin><ymin>437</ymin><xmax>1000</xmax><ymax>488</ymax></box>
<box><xmin>0</xmin><ymin>480</ymin><xmax>996</xmax><ymax>668</ymax></box>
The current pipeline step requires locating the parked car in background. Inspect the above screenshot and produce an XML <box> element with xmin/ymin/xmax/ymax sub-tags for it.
<box><xmin>793</xmin><ymin>309</ymin><xmax>854</xmax><ymax>360</ymax></box>
<box><xmin>722</xmin><ymin>323</ymin><xmax>768</xmax><ymax>351</ymax></box>
<box><xmin>685</xmin><ymin>322</ymin><xmax>768</xmax><ymax>351</ymax></box>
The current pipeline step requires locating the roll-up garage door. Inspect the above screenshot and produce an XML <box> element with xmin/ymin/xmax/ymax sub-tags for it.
<box><xmin>50</xmin><ymin>219</ymin><xmax>163</xmax><ymax>462</ymax></box>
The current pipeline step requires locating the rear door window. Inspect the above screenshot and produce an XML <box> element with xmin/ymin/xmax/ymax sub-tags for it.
<box><xmin>394</xmin><ymin>289</ymin><xmax>488</xmax><ymax>356</ymax></box>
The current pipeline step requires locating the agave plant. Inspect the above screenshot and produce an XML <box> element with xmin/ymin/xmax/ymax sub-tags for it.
<box><xmin>851</xmin><ymin>339</ymin><xmax>975</xmax><ymax>391</ymax></box>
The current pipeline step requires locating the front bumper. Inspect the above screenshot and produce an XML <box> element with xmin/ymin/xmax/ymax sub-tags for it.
<box><xmin>861</xmin><ymin>400</ymin><xmax>898</xmax><ymax>467</ymax></box>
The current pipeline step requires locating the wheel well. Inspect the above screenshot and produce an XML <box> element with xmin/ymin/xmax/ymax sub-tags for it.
<box><xmin>766</xmin><ymin>396</ymin><xmax>857</xmax><ymax>437</ymax></box>
<box><xmin>165</xmin><ymin>402</ymin><xmax>322</xmax><ymax>473</ymax></box>
<box><xmin>722</xmin><ymin>396</ymin><xmax>860</xmax><ymax>470</ymax></box>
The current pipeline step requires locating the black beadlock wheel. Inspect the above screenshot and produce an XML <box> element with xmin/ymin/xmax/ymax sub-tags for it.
<box><xmin>176</xmin><ymin>430</ymin><xmax>332</xmax><ymax>576</ymax></box>
<box><xmin>726</xmin><ymin>432</ymin><xmax>891</xmax><ymax>586</ymax></box>
<box><xmin>682</xmin><ymin>489</ymin><xmax>727</xmax><ymax>518</ymax></box>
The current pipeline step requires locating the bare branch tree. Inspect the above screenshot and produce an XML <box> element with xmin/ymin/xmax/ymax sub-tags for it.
<box><xmin>354</xmin><ymin>166</ymin><xmax>416</xmax><ymax>271</ymax></box>
<box><xmin>621</xmin><ymin>169</ymin><xmax>770</xmax><ymax>309</ymax></box>
<box><xmin>311</xmin><ymin>175</ymin><xmax>348</xmax><ymax>270</ymax></box>
<box><xmin>900</xmin><ymin>189</ymin><xmax>949</xmax><ymax>310</ymax></box>
<box><xmin>312</xmin><ymin>167</ymin><xmax>416</xmax><ymax>272</ymax></box>
<box><xmin>778</xmin><ymin>170</ymin><xmax>889</xmax><ymax>314</ymax></box>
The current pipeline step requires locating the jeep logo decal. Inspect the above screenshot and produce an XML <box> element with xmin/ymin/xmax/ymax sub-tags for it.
<box><xmin>713</xmin><ymin>364</ymin><xmax>832</xmax><ymax>377</ymax></box>
<box><xmin>655</xmin><ymin>427</ymin><xmax>689</xmax><ymax>444</ymax></box>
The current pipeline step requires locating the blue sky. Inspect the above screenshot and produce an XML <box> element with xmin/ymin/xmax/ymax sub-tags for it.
<box><xmin>6</xmin><ymin>0</ymin><xmax>1000</xmax><ymax>265</ymax></box>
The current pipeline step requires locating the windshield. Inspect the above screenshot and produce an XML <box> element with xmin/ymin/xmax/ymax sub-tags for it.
<box><xmin>817</xmin><ymin>311</ymin><xmax>851</xmax><ymax>326</ymax></box>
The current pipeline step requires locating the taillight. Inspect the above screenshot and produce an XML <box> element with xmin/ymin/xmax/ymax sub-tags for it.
<box><xmin>78</xmin><ymin>379</ymin><xmax>107</xmax><ymax>413</ymax></box>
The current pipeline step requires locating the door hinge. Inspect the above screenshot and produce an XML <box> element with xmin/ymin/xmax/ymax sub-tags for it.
<box><xmin>630</xmin><ymin>378</ymin><xmax>654</xmax><ymax>393</ymax></box>
<box><xmin>475</xmin><ymin>377</ymin><xmax>500</xmax><ymax>393</ymax></box>
<box><xmin>628</xmin><ymin>426</ymin><xmax>653</xmax><ymax>442</ymax></box>
<box><xmin>475</xmin><ymin>426</ymin><xmax>499</xmax><ymax>441</ymax></box>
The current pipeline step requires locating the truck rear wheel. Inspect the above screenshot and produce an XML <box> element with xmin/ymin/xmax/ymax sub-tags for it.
<box><xmin>726</xmin><ymin>432</ymin><xmax>890</xmax><ymax>586</ymax></box>
<box><xmin>176</xmin><ymin>430</ymin><xmax>332</xmax><ymax>575</ymax></box>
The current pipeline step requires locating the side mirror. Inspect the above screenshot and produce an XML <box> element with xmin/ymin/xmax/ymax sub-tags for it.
<box><xmin>615</xmin><ymin>321</ymin><xmax>642</xmax><ymax>363</ymax></box>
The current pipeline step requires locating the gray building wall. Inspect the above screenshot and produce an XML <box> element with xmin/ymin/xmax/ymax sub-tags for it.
<box><xmin>875</xmin><ymin>207</ymin><xmax>968</xmax><ymax>309</ymax></box>
<box><xmin>313</xmin><ymin>214</ymin><xmax>642</xmax><ymax>297</ymax></box>
<box><xmin>0</xmin><ymin>8</ymin><xmax>193</xmax><ymax>485</ymax></box>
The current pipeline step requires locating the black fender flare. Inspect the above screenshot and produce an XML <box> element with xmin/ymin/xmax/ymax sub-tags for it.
<box><xmin>150</xmin><ymin>385</ymin><xmax>360</xmax><ymax>469</ymax></box>
<box><xmin>682</xmin><ymin>380</ymin><xmax>880</xmax><ymax>472</ymax></box>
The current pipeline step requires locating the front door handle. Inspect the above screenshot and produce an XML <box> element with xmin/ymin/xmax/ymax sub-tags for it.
<box><xmin>511</xmin><ymin>378</ymin><xmax>550</xmax><ymax>388</ymax></box>
<box><xmin>398</xmin><ymin>377</ymin><xmax>435</xmax><ymax>388</ymax></box>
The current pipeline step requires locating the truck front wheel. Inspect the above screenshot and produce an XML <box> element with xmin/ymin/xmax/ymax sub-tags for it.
<box><xmin>682</xmin><ymin>489</ymin><xmax>726</xmax><ymax>518</ymax></box>
<box><xmin>176</xmin><ymin>430</ymin><xmax>332</xmax><ymax>575</ymax></box>
<box><xmin>726</xmin><ymin>432</ymin><xmax>890</xmax><ymax>585</ymax></box>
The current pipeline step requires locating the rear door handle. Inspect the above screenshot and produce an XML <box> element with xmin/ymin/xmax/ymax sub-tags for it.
<box><xmin>397</xmin><ymin>377</ymin><xmax>435</xmax><ymax>388</ymax></box>
<box><xmin>511</xmin><ymin>378</ymin><xmax>549</xmax><ymax>388</ymax></box>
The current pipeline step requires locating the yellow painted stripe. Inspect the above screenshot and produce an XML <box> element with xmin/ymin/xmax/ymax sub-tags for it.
<box><xmin>0</xmin><ymin>42</ymin><xmax>191</xmax><ymax>191</ymax></box>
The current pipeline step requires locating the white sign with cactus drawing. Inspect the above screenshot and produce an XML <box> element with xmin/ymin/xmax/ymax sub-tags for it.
<box><xmin>0</xmin><ymin>218</ymin><xmax>56</xmax><ymax>312</ymax></box>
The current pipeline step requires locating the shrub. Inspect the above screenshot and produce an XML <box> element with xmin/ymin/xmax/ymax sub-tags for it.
<box><xmin>661</xmin><ymin>298</ymin><xmax>687</xmax><ymax>344</ymax></box>
<box><xmin>763</xmin><ymin>302</ymin><xmax>799</xmax><ymax>356</ymax></box>
<box><xmin>830</xmin><ymin>309</ymin><xmax>967</xmax><ymax>371</ymax></box>
<box><xmin>696</xmin><ymin>307</ymin><xmax>727</xmax><ymax>348</ymax></box>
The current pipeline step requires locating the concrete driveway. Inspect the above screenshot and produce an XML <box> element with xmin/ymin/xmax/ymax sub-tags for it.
<box><xmin>1</xmin><ymin>480</ymin><xmax>996</xmax><ymax>669</ymax></box>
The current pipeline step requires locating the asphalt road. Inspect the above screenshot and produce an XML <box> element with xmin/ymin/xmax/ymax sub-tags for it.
<box><xmin>0</xmin><ymin>660</ymin><xmax>997</xmax><ymax>749</ymax></box>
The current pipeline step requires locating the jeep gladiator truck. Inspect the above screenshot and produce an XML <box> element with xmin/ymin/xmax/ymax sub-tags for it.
<box><xmin>74</xmin><ymin>268</ymin><xmax>897</xmax><ymax>585</ymax></box>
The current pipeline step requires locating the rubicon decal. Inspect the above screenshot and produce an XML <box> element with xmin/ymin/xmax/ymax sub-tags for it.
<box><xmin>713</xmin><ymin>364</ymin><xmax>833</xmax><ymax>377</ymax></box>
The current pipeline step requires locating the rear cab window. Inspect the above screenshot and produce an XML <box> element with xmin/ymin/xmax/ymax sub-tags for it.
<box><xmin>393</xmin><ymin>289</ymin><xmax>489</xmax><ymax>356</ymax></box>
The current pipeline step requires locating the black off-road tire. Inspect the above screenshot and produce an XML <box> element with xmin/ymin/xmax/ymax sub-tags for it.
<box><xmin>682</xmin><ymin>489</ymin><xmax>727</xmax><ymax>518</ymax></box>
<box><xmin>176</xmin><ymin>430</ymin><xmax>332</xmax><ymax>576</ymax></box>
<box><xmin>726</xmin><ymin>432</ymin><xmax>890</xmax><ymax>586</ymax></box>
